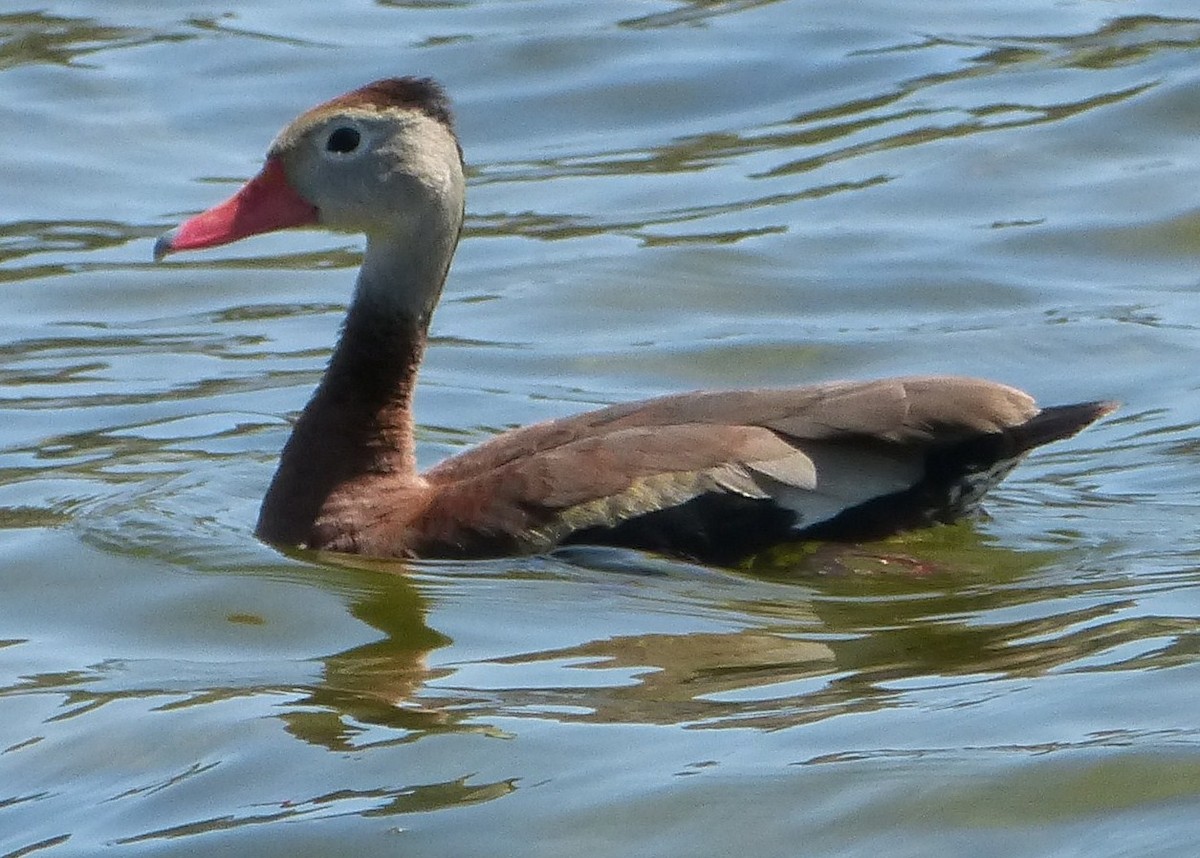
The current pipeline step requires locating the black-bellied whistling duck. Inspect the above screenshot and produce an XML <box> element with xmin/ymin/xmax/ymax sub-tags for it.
<box><xmin>154</xmin><ymin>78</ymin><xmax>1115</xmax><ymax>565</ymax></box>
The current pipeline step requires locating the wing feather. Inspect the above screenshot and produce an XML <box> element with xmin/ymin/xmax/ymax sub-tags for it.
<box><xmin>423</xmin><ymin>375</ymin><xmax>1037</xmax><ymax>485</ymax></box>
<box><xmin>407</xmin><ymin>375</ymin><xmax>1101</xmax><ymax>558</ymax></box>
<box><xmin>417</xmin><ymin>421</ymin><xmax>926</xmax><ymax>553</ymax></box>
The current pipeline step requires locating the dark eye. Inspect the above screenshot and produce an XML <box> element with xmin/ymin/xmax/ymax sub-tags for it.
<box><xmin>326</xmin><ymin>126</ymin><xmax>361</xmax><ymax>154</ymax></box>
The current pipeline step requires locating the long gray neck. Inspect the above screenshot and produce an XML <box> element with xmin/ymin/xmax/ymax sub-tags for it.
<box><xmin>255</xmin><ymin>222</ymin><xmax>460</xmax><ymax>546</ymax></box>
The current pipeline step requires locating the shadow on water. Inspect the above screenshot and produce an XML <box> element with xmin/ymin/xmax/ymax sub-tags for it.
<box><xmin>206</xmin><ymin>524</ymin><xmax>1166</xmax><ymax>749</ymax></box>
<box><xmin>10</xmin><ymin>510</ymin><xmax>1157</xmax><ymax>757</ymax></box>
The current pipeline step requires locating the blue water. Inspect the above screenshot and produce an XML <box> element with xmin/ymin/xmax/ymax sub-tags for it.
<box><xmin>4</xmin><ymin>2</ymin><xmax>1200</xmax><ymax>855</ymax></box>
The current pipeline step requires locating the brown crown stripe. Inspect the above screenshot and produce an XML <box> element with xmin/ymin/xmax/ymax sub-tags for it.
<box><xmin>315</xmin><ymin>77</ymin><xmax>455</xmax><ymax>129</ymax></box>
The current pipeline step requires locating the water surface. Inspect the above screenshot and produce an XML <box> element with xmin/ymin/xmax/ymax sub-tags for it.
<box><xmin>4</xmin><ymin>1</ymin><xmax>1200</xmax><ymax>855</ymax></box>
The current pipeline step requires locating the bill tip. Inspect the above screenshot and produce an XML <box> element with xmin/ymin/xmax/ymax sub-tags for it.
<box><xmin>153</xmin><ymin>229</ymin><xmax>177</xmax><ymax>262</ymax></box>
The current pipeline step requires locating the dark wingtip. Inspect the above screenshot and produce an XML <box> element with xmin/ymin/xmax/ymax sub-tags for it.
<box><xmin>1023</xmin><ymin>399</ymin><xmax>1119</xmax><ymax>448</ymax></box>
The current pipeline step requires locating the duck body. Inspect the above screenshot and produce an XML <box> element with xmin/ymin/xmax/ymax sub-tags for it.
<box><xmin>156</xmin><ymin>78</ymin><xmax>1114</xmax><ymax>565</ymax></box>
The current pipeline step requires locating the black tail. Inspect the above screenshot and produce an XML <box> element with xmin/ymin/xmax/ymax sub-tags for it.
<box><xmin>795</xmin><ymin>399</ymin><xmax>1117</xmax><ymax>544</ymax></box>
<box><xmin>1010</xmin><ymin>400</ymin><xmax>1119</xmax><ymax>453</ymax></box>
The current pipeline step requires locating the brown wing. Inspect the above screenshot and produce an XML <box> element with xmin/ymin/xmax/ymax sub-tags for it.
<box><xmin>409</xmin><ymin>376</ymin><xmax>1114</xmax><ymax>562</ymax></box>
<box><xmin>423</xmin><ymin>375</ymin><xmax>1036</xmax><ymax>482</ymax></box>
